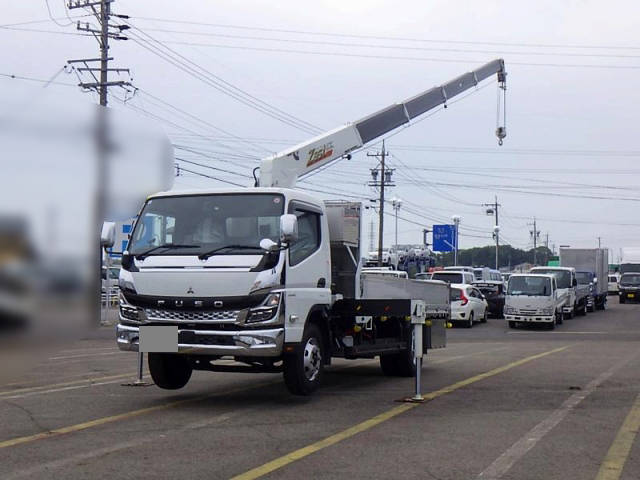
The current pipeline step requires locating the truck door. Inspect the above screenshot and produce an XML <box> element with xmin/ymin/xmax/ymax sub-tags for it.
<box><xmin>285</xmin><ymin>204</ymin><xmax>331</xmax><ymax>343</ymax></box>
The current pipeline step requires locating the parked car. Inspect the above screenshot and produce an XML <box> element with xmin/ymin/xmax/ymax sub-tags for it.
<box><xmin>450</xmin><ymin>283</ymin><xmax>488</xmax><ymax>328</ymax></box>
<box><xmin>618</xmin><ymin>273</ymin><xmax>640</xmax><ymax>303</ymax></box>
<box><xmin>608</xmin><ymin>274</ymin><xmax>620</xmax><ymax>295</ymax></box>
<box><xmin>504</xmin><ymin>274</ymin><xmax>563</xmax><ymax>329</ymax></box>
<box><xmin>474</xmin><ymin>281</ymin><xmax>506</xmax><ymax>318</ymax></box>
<box><xmin>432</xmin><ymin>270</ymin><xmax>475</xmax><ymax>285</ymax></box>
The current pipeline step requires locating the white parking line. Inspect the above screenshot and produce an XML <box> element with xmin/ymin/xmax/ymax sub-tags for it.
<box><xmin>477</xmin><ymin>352</ymin><xmax>637</xmax><ymax>480</ymax></box>
<box><xmin>48</xmin><ymin>351</ymin><xmax>123</xmax><ymax>361</ymax></box>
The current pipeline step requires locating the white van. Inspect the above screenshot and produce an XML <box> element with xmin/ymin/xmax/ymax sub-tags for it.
<box><xmin>432</xmin><ymin>270</ymin><xmax>475</xmax><ymax>285</ymax></box>
<box><xmin>504</xmin><ymin>274</ymin><xmax>563</xmax><ymax>329</ymax></box>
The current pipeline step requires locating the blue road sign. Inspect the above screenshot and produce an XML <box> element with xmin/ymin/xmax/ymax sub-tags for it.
<box><xmin>433</xmin><ymin>224</ymin><xmax>456</xmax><ymax>252</ymax></box>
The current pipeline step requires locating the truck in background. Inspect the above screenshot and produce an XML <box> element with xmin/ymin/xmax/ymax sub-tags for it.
<box><xmin>529</xmin><ymin>266</ymin><xmax>587</xmax><ymax>318</ymax></box>
<box><xmin>620</xmin><ymin>247</ymin><xmax>640</xmax><ymax>274</ymax></box>
<box><xmin>504</xmin><ymin>273</ymin><xmax>563</xmax><ymax>329</ymax></box>
<box><xmin>560</xmin><ymin>248</ymin><xmax>608</xmax><ymax>312</ymax></box>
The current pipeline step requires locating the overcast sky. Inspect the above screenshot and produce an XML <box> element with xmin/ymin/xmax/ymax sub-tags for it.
<box><xmin>2</xmin><ymin>1</ymin><xmax>640</xmax><ymax>262</ymax></box>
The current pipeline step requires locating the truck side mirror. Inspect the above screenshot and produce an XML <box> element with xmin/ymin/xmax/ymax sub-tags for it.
<box><xmin>573</xmin><ymin>278</ymin><xmax>578</xmax><ymax>287</ymax></box>
<box><xmin>280</xmin><ymin>214</ymin><xmax>298</xmax><ymax>243</ymax></box>
<box><xmin>593</xmin><ymin>278</ymin><xmax>598</xmax><ymax>284</ymax></box>
<box><xmin>101</xmin><ymin>221</ymin><xmax>116</xmax><ymax>248</ymax></box>
<box><xmin>260</xmin><ymin>238</ymin><xmax>279</xmax><ymax>251</ymax></box>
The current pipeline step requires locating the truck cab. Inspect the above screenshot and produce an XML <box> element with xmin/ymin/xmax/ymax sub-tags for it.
<box><xmin>504</xmin><ymin>274</ymin><xmax>562</xmax><ymax>329</ymax></box>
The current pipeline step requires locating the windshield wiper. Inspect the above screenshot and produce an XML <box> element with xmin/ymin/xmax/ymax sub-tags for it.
<box><xmin>135</xmin><ymin>244</ymin><xmax>201</xmax><ymax>260</ymax></box>
<box><xmin>198</xmin><ymin>244</ymin><xmax>261</xmax><ymax>260</ymax></box>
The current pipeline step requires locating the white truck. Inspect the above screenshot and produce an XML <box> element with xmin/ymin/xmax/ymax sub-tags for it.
<box><xmin>504</xmin><ymin>274</ymin><xmax>563</xmax><ymax>329</ymax></box>
<box><xmin>113</xmin><ymin>59</ymin><xmax>507</xmax><ymax>395</ymax></box>
<box><xmin>620</xmin><ymin>247</ymin><xmax>640</xmax><ymax>274</ymax></box>
<box><xmin>560</xmin><ymin>248</ymin><xmax>608</xmax><ymax>312</ymax></box>
<box><xmin>529</xmin><ymin>266</ymin><xmax>587</xmax><ymax>318</ymax></box>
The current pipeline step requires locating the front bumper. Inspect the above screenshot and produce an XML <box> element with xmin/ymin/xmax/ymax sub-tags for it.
<box><xmin>505</xmin><ymin>314</ymin><xmax>554</xmax><ymax>323</ymax></box>
<box><xmin>116</xmin><ymin>324</ymin><xmax>284</xmax><ymax>357</ymax></box>
<box><xmin>562</xmin><ymin>305</ymin><xmax>574</xmax><ymax>313</ymax></box>
<box><xmin>619</xmin><ymin>291</ymin><xmax>639</xmax><ymax>301</ymax></box>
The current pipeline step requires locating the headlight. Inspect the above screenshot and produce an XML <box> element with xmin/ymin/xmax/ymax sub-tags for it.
<box><xmin>504</xmin><ymin>306</ymin><xmax>516</xmax><ymax>315</ymax></box>
<box><xmin>118</xmin><ymin>277</ymin><xmax>137</xmax><ymax>294</ymax></box>
<box><xmin>541</xmin><ymin>307</ymin><xmax>554</xmax><ymax>315</ymax></box>
<box><xmin>244</xmin><ymin>293</ymin><xmax>281</xmax><ymax>324</ymax></box>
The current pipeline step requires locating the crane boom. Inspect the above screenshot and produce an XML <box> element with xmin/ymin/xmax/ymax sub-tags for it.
<box><xmin>259</xmin><ymin>58</ymin><xmax>506</xmax><ymax>188</ymax></box>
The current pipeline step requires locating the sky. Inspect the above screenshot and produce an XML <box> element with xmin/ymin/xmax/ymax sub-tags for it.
<box><xmin>2</xmin><ymin>0</ymin><xmax>640</xmax><ymax>262</ymax></box>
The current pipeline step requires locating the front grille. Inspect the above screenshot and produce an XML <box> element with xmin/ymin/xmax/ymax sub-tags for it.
<box><xmin>120</xmin><ymin>305</ymin><xmax>140</xmax><ymax>321</ymax></box>
<box><xmin>519</xmin><ymin>309</ymin><xmax>537</xmax><ymax>315</ymax></box>
<box><xmin>178</xmin><ymin>331</ymin><xmax>235</xmax><ymax>345</ymax></box>
<box><xmin>144</xmin><ymin>308</ymin><xmax>239</xmax><ymax>322</ymax></box>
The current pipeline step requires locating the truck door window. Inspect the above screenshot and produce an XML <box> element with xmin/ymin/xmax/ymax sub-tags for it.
<box><xmin>289</xmin><ymin>210</ymin><xmax>321</xmax><ymax>266</ymax></box>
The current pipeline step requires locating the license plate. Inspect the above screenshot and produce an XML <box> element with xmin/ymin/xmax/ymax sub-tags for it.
<box><xmin>139</xmin><ymin>326</ymin><xmax>178</xmax><ymax>353</ymax></box>
<box><xmin>628</xmin><ymin>293</ymin><xmax>635</xmax><ymax>298</ymax></box>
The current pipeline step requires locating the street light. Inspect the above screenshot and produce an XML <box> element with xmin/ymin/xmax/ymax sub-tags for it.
<box><xmin>452</xmin><ymin>215</ymin><xmax>461</xmax><ymax>266</ymax></box>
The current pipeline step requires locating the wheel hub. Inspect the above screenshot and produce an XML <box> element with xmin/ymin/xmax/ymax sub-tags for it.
<box><xmin>303</xmin><ymin>337</ymin><xmax>321</xmax><ymax>381</ymax></box>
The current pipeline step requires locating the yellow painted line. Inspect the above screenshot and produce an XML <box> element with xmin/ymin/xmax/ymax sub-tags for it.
<box><xmin>595</xmin><ymin>392</ymin><xmax>640</xmax><ymax>480</ymax></box>
<box><xmin>231</xmin><ymin>345</ymin><xmax>570</xmax><ymax>480</ymax></box>
<box><xmin>0</xmin><ymin>372</ymin><xmax>138</xmax><ymax>397</ymax></box>
<box><xmin>0</xmin><ymin>379</ymin><xmax>281</xmax><ymax>450</ymax></box>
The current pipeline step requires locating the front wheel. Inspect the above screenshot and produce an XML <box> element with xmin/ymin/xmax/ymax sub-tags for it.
<box><xmin>283</xmin><ymin>324</ymin><xmax>325</xmax><ymax>395</ymax></box>
<box><xmin>148</xmin><ymin>353</ymin><xmax>192</xmax><ymax>390</ymax></box>
<box><xmin>555</xmin><ymin>312</ymin><xmax>563</xmax><ymax>325</ymax></box>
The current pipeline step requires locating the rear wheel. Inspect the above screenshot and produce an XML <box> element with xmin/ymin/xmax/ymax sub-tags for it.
<box><xmin>283</xmin><ymin>324</ymin><xmax>325</xmax><ymax>396</ymax></box>
<box><xmin>467</xmin><ymin>312</ymin><xmax>474</xmax><ymax>328</ymax></box>
<box><xmin>148</xmin><ymin>353</ymin><xmax>192</xmax><ymax>390</ymax></box>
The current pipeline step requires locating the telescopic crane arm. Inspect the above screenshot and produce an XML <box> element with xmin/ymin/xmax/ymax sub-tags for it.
<box><xmin>259</xmin><ymin>58</ymin><xmax>506</xmax><ymax>188</ymax></box>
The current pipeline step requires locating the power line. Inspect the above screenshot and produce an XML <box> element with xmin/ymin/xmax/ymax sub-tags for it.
<box><xmin>124</xmin><ymin>39</ymin><xmax>640</xmax><ymax>70</ymax></box>
<box><xmin>123</xmin><ymin>27</ymin><xmax>640</xmax><ymax>60</ymax></box>
<box><xmin>120</xmin><ymin>21</ymin><xmax>323</xmax><ymax>135</ymax></box>
<box><xmin>131</xmin><ymin>17</ymin><xmax>640</xmax><ymax>52</ymax></box>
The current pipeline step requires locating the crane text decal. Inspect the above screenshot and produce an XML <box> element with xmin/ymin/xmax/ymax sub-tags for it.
<box><xmin>307</xmin><ymin>142</ymin><xmax>334</xmax><ymax>167</ymax></box>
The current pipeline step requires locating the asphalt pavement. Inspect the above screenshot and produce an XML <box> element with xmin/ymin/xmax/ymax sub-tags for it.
<box><xmin>1</xmin><ymin>296</ymin><xmax>639</xmax><ymax>480</ymax></box>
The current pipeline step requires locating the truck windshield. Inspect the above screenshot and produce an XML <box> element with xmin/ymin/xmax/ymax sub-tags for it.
<box><xmin>432</xmin><ymin>272</ymin><xmax>463</xmax><ymax>284</ymax></box>
<box><xmin>508</xmin><ymin>276</ymin><xmax>552</xmax><ymax>296</ymax></box>
<box><xmin>532</xmin><ymin>269</ymin><xmax>571</xmax><ymax>289</ymax></box>
<box><xmin>128</xmin><ymin>193</ymin><xmax>284</xmax><ymax>257</ymax></box>
<box><xmin>575</xmin><ymin>272</ymin><xmax>592</xmax><ymax>284</ymax></box>
<box><xmin>620</xmin><ymin>274</ymin><xmax>640</xmax><ymax>285</ymax></box>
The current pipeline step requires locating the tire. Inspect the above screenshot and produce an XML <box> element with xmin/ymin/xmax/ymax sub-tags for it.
<box><xmin>555</xmin><ymin>312</ymin><xmax>563</xmax><ymax>325</ymax></box>
<box><xmin>508</xmin><ymin>321</ymin><xmax>516</xmax><ymax>329</ymax></box>
<box><xmin>547</xmin><ymin>321</ymin><xmax>556</xmax><ymax>330</ymax></box>
<box><xmin>467</xmin><ymin>311</ymin><xmax>474</xmax><ymax>328</ymax></box>
<box><xmin>283</xmin><ymin>324</ymin><xmax>325</xmax><ymax>395</ymax></box>
<box><xmin>481</xmin><ymin>310</ymin><xmax>488</xmax><ymax>323</ymax></box>
<box><xmin>148</xmin><ymin>353</ymin><xmax>192</xmax><ymax>390</ymax></box>
<box><xmin>379</xmin><ymin>327</ymin><xmax>416</xmax><ymax>378</ymax></box>
<box><xmin>620</xmin><ymin>296</ymin><xmax>626</xmax><ymax>304</ymax></box>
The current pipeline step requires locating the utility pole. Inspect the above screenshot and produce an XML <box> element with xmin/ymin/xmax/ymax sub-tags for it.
<box><xmin>391</xmin><ymin>197</ymin><xmax>402</xmax><ymax>252</ymax></box>
<box><xmin>483</xmin><ymin>196</ymin><xmax>501</xmax><ymax>269</ymax></box>
<box><xmin>368</xmin><ymin>141</ymin><xmax>394</xmax><ymax>267</ymax></box>
<box><xmin>68</xmin><ymin>0</ymin><xmax>132</xmax><ymax>105</ymax></box>
<box><xmin>545</xmin><ymin>233</ymin><xmax>549</xmax><ymax>250</ymax></box>
<box><xmin>529</xmin><ymin>218</ymin><xmax>540</xmax><ymax>265</ymax></box>
<box><xmin>597</xmin><ymin>236</ymin><xmax>602</xmax><ymax>248</ymax></box>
